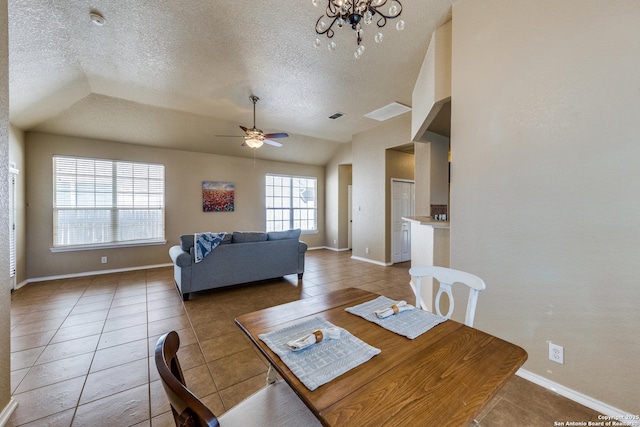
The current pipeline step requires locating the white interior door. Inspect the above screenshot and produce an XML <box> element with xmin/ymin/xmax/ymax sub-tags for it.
<box><xmin>392</xmin><ymin>180</ymin><xmax>415</xmax><ymax>263</ymax></box>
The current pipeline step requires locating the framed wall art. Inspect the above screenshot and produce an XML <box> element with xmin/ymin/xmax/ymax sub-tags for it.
<box><xmin>202</xmin><ymin>181</ymin><xmax>235</xmax><ymax>212</ymax></box>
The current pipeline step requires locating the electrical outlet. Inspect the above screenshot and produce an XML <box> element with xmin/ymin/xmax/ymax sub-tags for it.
<box><xmin>365</xmin><ymin>247</ymin><xmax>369</xmax><ymax>254</ymax></box>
<box><xmin>333</xmin><ymin>239</ymin><xmax>337</xmax><ymax>244</ymax></box>
<box><xmin>101</xmin><ymin>256</ymin><xmax>107</xmax><ymax>264</ymax></box>
<box><xmin>549</xmin><ymin>343</ymin><xmax>564</xmax><ymax>364</ymax></box>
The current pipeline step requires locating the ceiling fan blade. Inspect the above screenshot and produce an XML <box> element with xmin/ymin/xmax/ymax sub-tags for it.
<box><xmin>263</xmin><ymin>139</ymin><xmax>283</xmax><ymax>147</ymax></box>
<box><xmin>263</xmin><ymin>133</ymin><xmax>288</xmax><ymax>139</ymax></box>
<box><xmin>239</xmin><ymin>125</ymin><xmax>250</xmax><ymax>134</ymax></box>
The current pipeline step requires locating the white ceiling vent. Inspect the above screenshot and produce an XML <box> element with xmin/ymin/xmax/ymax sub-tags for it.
<box><xmin>364</xmin><ymin>102</ymin><xmax>411</xmax><ymax>121</ymax></box>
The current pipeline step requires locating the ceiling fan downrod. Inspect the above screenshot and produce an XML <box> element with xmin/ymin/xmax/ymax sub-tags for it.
<box><xmin>249</xmin><ymin>95</ymin><xmax>259</xmax><ymax>129</ymax></box>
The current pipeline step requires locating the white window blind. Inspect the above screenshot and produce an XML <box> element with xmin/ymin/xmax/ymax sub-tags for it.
<box><xmin>53</xmin><ymin>156</ymin><xmax>165</xmax><ymax>248</ymax></box>
<box><xmin>266</xmin><ymin>174</ymin><xmax>317</xmax><ymax>232</ymax></box>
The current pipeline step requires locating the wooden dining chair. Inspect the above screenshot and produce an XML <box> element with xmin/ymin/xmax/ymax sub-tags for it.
<box><xmin>155</xmin><ymin>331</ymin><xmax>322</xmax><ymax>427</ymax></box>
<box><xmin>409</xmin><ymin>265</ymin><xmax>486</xmax><ymax>327</ymax></box>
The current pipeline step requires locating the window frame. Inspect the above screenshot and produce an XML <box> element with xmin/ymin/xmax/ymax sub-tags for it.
<box><xmin>265</xmin><ymin>173</ymin><xmax>318</xmax><ymax>234</ymax></box>
<box><xmin>51</xmin><ymin>155</ymin><xmax>166</xmax><ymax>252</ymax></box>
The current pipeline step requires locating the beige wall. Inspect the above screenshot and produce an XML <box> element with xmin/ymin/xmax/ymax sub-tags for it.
<box><xmin>430</xmin><ymin>137</ymin><xmax>449</xmax><ymax>207</ymax></box>
<box><xmin>351</xmin><ymin>114</ymin><xmax>412</xmax><ymax>264</ymax></box>
<box><xmin>412</xmin><ymin>21</ymin><xmax>452</xmax><ymax>142</ymax></box>
<box><xmin>414</xmin><ymin>142</ymin><xmax>431</xmax><ymax>216</ymax></box>
<box><xmin>452</xmin><ymin>0</ymin><xmax>640</xmax><ymax>412</ymax></box>
<box><xmin>25</xmin><ymin>132</ymin><xmax>325</xmax><ymax>279</ymax></box>
<box><xmin>1</xmin><ymin>0</ymin><xmax>11</xmax><ymax>413</ymax></box>
<box><xmin>414</xmin><ymin>138</ymin><xmax>449</xmax><ymax>217</ymax></box>
<box><xmin>9</xmin><ymin>125</ymin><xmax>26</xmax><ymax>286</ymax></box>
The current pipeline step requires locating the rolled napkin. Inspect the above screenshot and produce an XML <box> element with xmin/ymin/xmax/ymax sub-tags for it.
<box><xmin>286</xmin><ymin>327</ymin><xmax>342</xmax><ymax>351</ymax></box>
<box><xmin>373</xmin><ymin>300</ymin><xmax>415</xmax><ymax>318</ymax></box>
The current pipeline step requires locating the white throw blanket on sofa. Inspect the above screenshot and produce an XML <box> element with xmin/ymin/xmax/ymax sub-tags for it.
<box><xmin>194</xmin><ymin>232</ymin><xmax>226</xmax><ymax>263</ymax></box>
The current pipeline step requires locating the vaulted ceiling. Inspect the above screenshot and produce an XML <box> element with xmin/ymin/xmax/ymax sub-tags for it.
<box><xmin>8</xmin><ymin>0</ymin><xmax>452</xmax><ymax>165</ymax></box>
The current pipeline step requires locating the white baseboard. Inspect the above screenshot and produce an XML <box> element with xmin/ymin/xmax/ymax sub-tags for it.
<box><xmin>18</xmin><ymin>263</ymin><xmax>173</xmax><ymax>286</ymax></box>
<box><xmin>308</xmin><ymin>246</ymin><xmax>353</xmax><ymax>252</ymax></box>
<box><xmin>350</xmin><ymin>255</ymin><xmax>392</xmax><ymax>267</ymax></box>
<box><xmin>321</xmin><ymin>246</ymin><xmax>351</xmax><ymax>252</ymax></box>
<box><xmin>516</xmin><ymin>369</ymin><xmax>640</xmax><ymax>426</ymax></box>
<box><xmin>14</xmin><ymin>279</ymin><xmax>28</xmax><ymax>290</ymax></box>
<box><xmin>0</xmin><ymin>398</ymin><xmax>17</xmax><ymax>427</ymax></box>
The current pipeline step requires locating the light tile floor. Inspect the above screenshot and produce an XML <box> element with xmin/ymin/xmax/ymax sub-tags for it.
<box><xmin>9</xmin><ymin>249</ymin><xmax>604</xmax><ymax>426</ymax></box>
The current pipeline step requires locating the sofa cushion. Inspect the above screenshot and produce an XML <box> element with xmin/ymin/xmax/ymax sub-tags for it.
<box><xmin>232</xmin><ymin>231</ymin><xmax>268</xmax><ymax>243</ymax></box>
<box><xmin>268</xmin><ymin>229</ymin><xmax>302</xmax><ymax>241</ymax></box>
<box><xmin>181</xmin><ymin>232</ymin><xmax>231</xmax><ymax>251</ymax></box>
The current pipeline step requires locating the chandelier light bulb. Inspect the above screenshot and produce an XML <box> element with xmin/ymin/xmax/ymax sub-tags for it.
<box><xmin>333</xmin><ymin>0</ymin><xmax>345</xmax><ymax>7</ymax></box>
<box><xmin>396</xmin><ymin>20</ymin><xmax>405</xmax><ymax>31</ymax></box>
<box><xmin>389</xmin><ymin>5</ymin><xmax>399</xmax><ymax>16</ymax></box>
<box><xmin>364</xmin><ymin>10</ymin><xmax>373</xmax><ymax>25</ymax></box>
<box><xmin>371</xmin><ymin>0</ymin><xmax>384</xmax><ymax>6</ymax></box>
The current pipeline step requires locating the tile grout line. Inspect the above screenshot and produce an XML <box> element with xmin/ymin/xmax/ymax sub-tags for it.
<box><xmin>69</xmin><ymin>274</ymin><xmax>121</xmax><ymax>427</ymax></box>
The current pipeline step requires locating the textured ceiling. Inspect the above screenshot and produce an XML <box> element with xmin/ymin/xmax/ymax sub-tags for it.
<box><xmin>8</xmin><ymin>0</ymin><xmax>452</xmax><ymax>165</ymax></box>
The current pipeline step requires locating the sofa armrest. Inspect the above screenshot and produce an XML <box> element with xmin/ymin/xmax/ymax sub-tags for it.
<box><xmin>169</xmin><ymin>245</ymin><xmax>193</xmax><ymax>267</ymax></box>
<box><xmin>298</xmin><ymin>241</ymin><xmax>308</xmax><ymax>253</ymax></box>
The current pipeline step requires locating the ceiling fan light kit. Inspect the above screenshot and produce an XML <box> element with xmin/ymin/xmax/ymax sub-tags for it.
<box><xmin>244</xmin><ymin>138</ymin><xmax>263</xmax><ymax>149</ymax></box>
<box><xmin>217</xmin><ymin>96</ymin><xmax>288</xmax><ymax>150</ymax></box>
<box><xmin>313</xmin><ymin>0</ymin><xmax>404</xmax><ymax>58</ymax></box>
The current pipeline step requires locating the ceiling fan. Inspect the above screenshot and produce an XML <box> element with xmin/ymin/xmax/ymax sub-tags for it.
<box><xmin>218</xmin><ymin>95</ymin><xmax>288</xmax><ymax>149</ymax></box>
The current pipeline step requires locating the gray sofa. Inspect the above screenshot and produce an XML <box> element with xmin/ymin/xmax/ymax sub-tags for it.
<box><xmin>169</xmin><ymin>229</ymin><xmax>307</xmax><ymax>301</ymax></box>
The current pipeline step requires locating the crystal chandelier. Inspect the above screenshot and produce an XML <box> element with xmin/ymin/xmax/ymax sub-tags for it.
<box><xmin>313</xmin><ymin>0</ymin><xmax>404</xmax><ymax>59</ymax></box>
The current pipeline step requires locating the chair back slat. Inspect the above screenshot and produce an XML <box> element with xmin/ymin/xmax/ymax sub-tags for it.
<box><xmin>155</xmin><ymin>331</ymin><xmax>220</xmax><ymax>427</ymax></box>
<box><xmin>409</xmin><ymin>266</ymin><xmax>486</xmax><ymax>327</ymax></box>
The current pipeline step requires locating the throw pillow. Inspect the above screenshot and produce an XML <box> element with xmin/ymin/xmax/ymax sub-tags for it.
<box><xmin>231</xmin><ymin>231</ymin><xmax>269</xmax><ymax>243</ymax></box>
<box><xmin>267</xmin><ymin>229</ymin><xmax>302</xmax><ymax>241</ymax></box>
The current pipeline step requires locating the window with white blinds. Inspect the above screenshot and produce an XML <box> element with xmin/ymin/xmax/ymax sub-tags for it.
<box><xmin>53</xmin><ymin>156</ymin><xmax>165</xmax><ymax>249</ymax></box>
<box><xmin>265</xmin><ymin>174</ymin><xmax>317</xmax><ymax>232</ymax></box>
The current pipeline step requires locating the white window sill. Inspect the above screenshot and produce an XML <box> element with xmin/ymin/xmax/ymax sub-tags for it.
<box><xmin>50</xmin><ymin>240</ymin><xmax>167</xmax><ymax>253</ymax></box>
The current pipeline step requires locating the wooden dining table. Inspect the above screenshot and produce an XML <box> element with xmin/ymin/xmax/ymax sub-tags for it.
<box><xmin>235</xmin><ymin>287</ymin><xmax>527</xmax><ymax>427</ymax></box>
